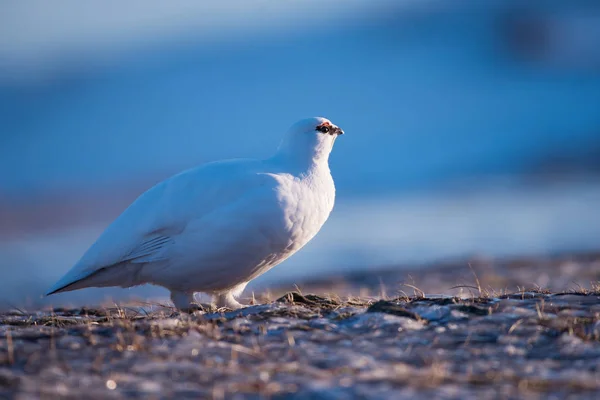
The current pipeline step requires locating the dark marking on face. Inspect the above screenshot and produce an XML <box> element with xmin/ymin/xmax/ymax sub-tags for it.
<box><xmin>316</xmin><ymin>121</ymin><xmax>343</xmax><ymax>135</ymax></box>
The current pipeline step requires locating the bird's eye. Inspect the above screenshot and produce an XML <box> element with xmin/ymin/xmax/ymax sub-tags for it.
<box><xmin>317</xmin><ymin>125</ymin><xmax>330</xmax><ymax>133</ymax></box>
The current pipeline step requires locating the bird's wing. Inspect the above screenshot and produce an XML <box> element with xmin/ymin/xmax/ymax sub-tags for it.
<box><xmin>46</xmin><ymin>159</ymin><xmax>270</xmax><ymax>294</ymax></box>
<box><xmin>122</xmin><ymin>233</ymin><xmax>173</xmax><ymax>264</ymax></box>
<box><xmin>160</xmin><ymin>181</ymin><xmax>297</xmax><ymax>291</ymax></box>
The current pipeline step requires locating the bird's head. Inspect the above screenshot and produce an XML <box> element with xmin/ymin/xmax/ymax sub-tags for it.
<box><xmin>276</xmin><ymin>117</ymin><xmax>344</xmax><ymax>167</ymax></box>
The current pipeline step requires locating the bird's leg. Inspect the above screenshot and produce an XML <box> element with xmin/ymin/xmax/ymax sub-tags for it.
<box><xmin>170</xmin><ymin>290</ymin><xmax>195</xmax><ymax>312</ymax></box>
<box><xmin>215</xmin><ymin>291</ymin><xmax>244</xmax><ymax>310</ymax></box>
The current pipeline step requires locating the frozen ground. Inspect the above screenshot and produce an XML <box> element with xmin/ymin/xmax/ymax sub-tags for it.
<box><xmin>1</xmin><ymin>252</ymin><xmax>600</xmax><ymax>399</ymax></box>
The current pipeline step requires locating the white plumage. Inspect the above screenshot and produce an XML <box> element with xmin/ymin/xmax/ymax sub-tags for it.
<box><xmin>46</xmin><ymin>117</ymin><xmax>344</xmax><ymax>310</ymax></box>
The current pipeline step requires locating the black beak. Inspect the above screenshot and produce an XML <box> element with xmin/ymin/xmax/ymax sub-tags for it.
<box><xmin>334</xmin><ymin>126</ymin><xmax>344</xmax><ymax>135</ymax></box>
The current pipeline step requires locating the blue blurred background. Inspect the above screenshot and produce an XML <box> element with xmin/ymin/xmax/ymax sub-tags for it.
<box><xmin>1</xmin><ymin>0</ymin><xmax>600</xmax><ymax>307</ymax></box>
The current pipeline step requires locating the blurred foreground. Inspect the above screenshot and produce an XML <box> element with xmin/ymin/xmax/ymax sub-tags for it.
<box><xmin>1</xmin><ymin>253</ymin><xmax>599</xmax><ymax>399</ymax></box>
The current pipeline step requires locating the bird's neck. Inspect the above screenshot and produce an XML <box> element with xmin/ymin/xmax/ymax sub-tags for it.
<box><xmin>270</xmin><ymin>143</ymin><xmax>332</xmax><ymax>175</ymax></box>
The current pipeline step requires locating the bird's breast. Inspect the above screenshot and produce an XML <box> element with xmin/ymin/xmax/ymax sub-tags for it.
<box><xmin>274</xmin><ymin>170</ymin><xmax>335</xmax><ymax>250</ymax></box>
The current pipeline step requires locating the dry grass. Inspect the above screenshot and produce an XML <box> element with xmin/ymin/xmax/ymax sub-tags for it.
<box><xmin>2</xmin><ymin>253</ymin><xmax>600</xmax><ymax>398</ymax></box>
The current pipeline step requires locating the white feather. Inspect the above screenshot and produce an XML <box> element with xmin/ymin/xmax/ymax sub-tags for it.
<box><xmin>46</xmin><ymin>117</ymin><xmax>343</xmax><ymax>309</ymax></box>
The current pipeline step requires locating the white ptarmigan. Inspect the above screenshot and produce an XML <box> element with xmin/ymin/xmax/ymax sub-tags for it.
<box><xmin>46</xmin><ymin>117</ymin><xmax>344</xmax><ymax>310</ymax></box>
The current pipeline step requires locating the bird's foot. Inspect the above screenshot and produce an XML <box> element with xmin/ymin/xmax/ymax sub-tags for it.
<box><xmin>170</xmin><ymin>290</ymin><xmax>199</xmax><ymax>312</ymax></box>
<box><xmin>215</xmin><ymin>292</ymin><xmax>245</xmax><ymax>310</ymax></box>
